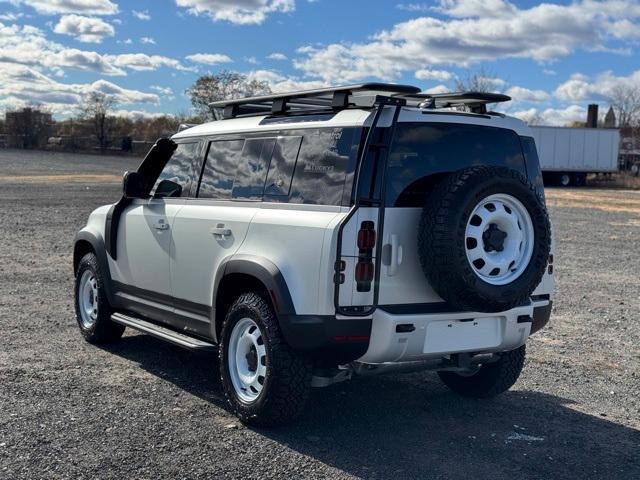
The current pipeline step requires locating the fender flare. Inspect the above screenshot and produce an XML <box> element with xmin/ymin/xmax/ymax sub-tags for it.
<box><xmin>73</xmin><ymin>230</ymin><xmax>117</xmax><ymax>307</ymax></box>
<box><xmin>214</xmin><ymin>254</ymin><xmax>296</xmax><ymax>315</ymax></box>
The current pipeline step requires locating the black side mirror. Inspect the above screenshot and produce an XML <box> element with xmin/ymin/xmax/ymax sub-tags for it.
<box><xmin>123</xmin><ymin>171</ymin><xmax>145</xmax><ymax>198</ymax></box>
<box><xmin>154</xmin><ymin>179</ymin><xmax>182</xmax><ymax>198</ymax></box>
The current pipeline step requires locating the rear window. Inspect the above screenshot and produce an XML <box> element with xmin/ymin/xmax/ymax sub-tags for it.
<box><xmin>386</xmin><ymin>123</ymin><xmax>527</xmax><ymax>207</ymax></box>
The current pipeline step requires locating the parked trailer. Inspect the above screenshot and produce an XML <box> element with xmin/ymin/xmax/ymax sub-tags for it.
<box><xmin>530</xmin><ymin>126</ymin><xmax>620</xmax><ymax>187</ymax></box>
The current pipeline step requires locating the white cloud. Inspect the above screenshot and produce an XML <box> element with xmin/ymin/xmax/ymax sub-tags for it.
<box><xmin>109</xmin><ymin>53</ymin><xmax>195</xmax><ymax>72</ymax></box>
<box><xmin>505</xmin><ymin>86</ymin><xmax>550</xmax><ymax>103</ymax></box>
<box><xmin>0</xmin><ymin>12</ymin><xmax>23</xmax><ymax>21</ymax></box>
<box><xmin>140</xmin><ymin>36</ymin><xmax>155</xmax><ymax>44</ymax></box>
<box><xmin>132</xmin><ymin>9</ymin><xmax>151</xmax><ymax>21</ymax></box>
<box><xmin>175</xmin><ymin>0</ymin><xmax>295</xmax><ymax>25</ymax></box>
<box><xmin>150</xmin><ymin>85</ymin><xmax>174</xmax><ymax>95</ymax></box>
<box><xmin>53</xmin><ymin>15</ymin><xmax>115</xmax><ymax>43</ymax></box>
<box><xmin>186</xmin><ymin>53</ymin><xmax>232</xmax><ymax>65</ymax></box>
<box><xmin>0</xmin><ymin>21</ymin><xmax>195</xmax><ymax>76</ymax></box>
<box><xmin>294</xmin><ymin>0</ymin><xmax>640</xmax><ymax>83</ymax></box>
<box><xmin>246</xmin><ymin>69</ymin><xmax>327</xmax><ymax>93</ymax></box>
<box><xmin>112</xmin><ymin>109</ymin><xmax>172</xmax><ymax>120</ymax></box>
<box><xmin>0</xmin><ymin>63</ymin><xmax>158</xmax><ymax>116</ymax></box>
<box><xmin>512</xmin><ymin>105</ymin><xmax>586</xmax><ymax>126</ymax></box>
<box><xmin>554</xmin><ymin>70</ymin><xmax>640</xmax><ymax>103</ymax></box>
<box><xmin>267</xmin><ymin>52</ymin><xmax>287</xmax><ymax>61</ymax></box>
<box><xmin>9</xmin><ymin>0</ymin><xmax>119</xmax><ymax>15</ymax></box>
<box><xmin>414</xmin><ymin>69</ymin><xmax>453</xmax><ymax>82</ymax></box>
<box><xmin>423</xmin><ymin>84</ymin><xmax>450</xmax><ymax>94</ymax></box>
<box><xmin>396</xmin><ymin>3</ymin><xmax>430</xmax><ymax>12</ymax></box>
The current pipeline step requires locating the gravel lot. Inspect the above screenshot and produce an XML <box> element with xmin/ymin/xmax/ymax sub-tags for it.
<box><xmin>0</xmin><ymin>148</ymin><xmax>638</xmax><ymax>479</ymax></box>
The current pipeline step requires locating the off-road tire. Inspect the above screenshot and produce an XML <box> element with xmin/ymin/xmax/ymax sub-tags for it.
<box><xmin>438</xmin><ymin>345</ymin><xmax>526</xmax><ymax>398</ymax></box>
<box><xmin>418</xmin><ymin>166</ymin><xmax>551</xmax><ymax>313</ymax></box>
<box><xmin>74</xmin><ymin>253</ymin><xmax>125</xmax><ymax>343</ymax></box>
<box><xmin>219</xmin><ymin>292</ymin><xmax>312</xmax><ymax>427</ymax></box>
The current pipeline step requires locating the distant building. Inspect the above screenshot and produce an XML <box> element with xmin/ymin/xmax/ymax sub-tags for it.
<box><xmin>604</xmin><ymin>107</ymin><xmax>616</xmax><ymax>128</ymax></box>
<box><xmin>5</xmin><ymin>108</ymin><xmax>53</xmax><ymax>149</ymax></box>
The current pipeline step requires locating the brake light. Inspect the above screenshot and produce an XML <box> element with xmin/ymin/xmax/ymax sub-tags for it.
<box><xmin>355</xmin><ymin>221</ymin><xmax>376</xmax><ymax>292</ymax></box>
<box><xmin>357</xmin><ymin>221</ymin><xmax>376</xmax><ymax>250</ymax></box>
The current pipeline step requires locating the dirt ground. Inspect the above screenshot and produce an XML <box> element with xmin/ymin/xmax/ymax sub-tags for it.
<box><xmin>0</xmin><ymin>149</ymin><xmax>638</xmax><ymax>479</ymax></box>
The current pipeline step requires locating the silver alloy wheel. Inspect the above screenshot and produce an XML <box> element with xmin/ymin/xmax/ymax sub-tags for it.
<box><xmin>78</xmin><ymin>270</ymin><xmax>99</xmax><ymax>328</ymax></box>
<box><xmin>464</xmin><ymin>193</ymin><xmax>535</xmax><ymax>286</ymax></box>
<box><xmin>228</xmin><ymin>317</ymin><xmax>267</xmax><ymax>403</ymax></box>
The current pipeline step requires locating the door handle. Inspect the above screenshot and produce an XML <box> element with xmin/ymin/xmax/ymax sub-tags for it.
<box><xmin>388</xmin><ymin>234</ymin><xmax>403</xmax><ymax>277</ymax></box>
<box><xmin>154</xmin><ymin>219</ymin><xmax>169</xmax><ymax>231</ymax></box>
<box><xmin>210</xmin><ymin>225</ymin><xmax>232</xmax><ymax>238</ymax></box>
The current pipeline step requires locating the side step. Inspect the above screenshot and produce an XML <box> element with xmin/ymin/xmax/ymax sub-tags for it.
<box><xmin>111</xmin><ymin>312</ymin><xmax>217</xmax><ymax>353</ymax></box>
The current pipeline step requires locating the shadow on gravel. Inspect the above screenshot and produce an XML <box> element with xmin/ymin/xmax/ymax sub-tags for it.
<box><xmin>104</xmin><ymin>334</ymin><xmax>640</xmax><ymax>480</ymax></box>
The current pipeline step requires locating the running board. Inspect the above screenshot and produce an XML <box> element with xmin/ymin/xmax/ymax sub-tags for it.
<box><xmin>111</xmin><ymin>312</ymin><xmax>217</xmax><ymax>352</ymax></box>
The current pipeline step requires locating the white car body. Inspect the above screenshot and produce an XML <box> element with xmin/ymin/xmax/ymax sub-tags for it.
<box><xmin>77</xmin><ymin>104</ymin><xmax>554</xmax><ymax>367</ymax></box>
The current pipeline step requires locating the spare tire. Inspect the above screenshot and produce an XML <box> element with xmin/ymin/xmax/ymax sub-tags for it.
<box><xmin>418</xmin><ymin>166</ymin><xmax>551</xmax><ymax>313</ymax></box>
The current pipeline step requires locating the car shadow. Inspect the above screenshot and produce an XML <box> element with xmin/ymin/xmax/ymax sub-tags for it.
<box><xmin>103</xmin><ymin>334</ymin><xmax>640</xmax><ymax>480</ymax></box>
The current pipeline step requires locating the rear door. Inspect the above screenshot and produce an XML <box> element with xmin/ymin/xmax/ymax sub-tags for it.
<box><xmin>377</xmin><ymin>122</ymin><xmax>530</xmax><ymax>307</ymax></box>
<box><xmin>169</xmin><ymin>137</ymin><xmax>264</xmax><ymax>335</ymax></box>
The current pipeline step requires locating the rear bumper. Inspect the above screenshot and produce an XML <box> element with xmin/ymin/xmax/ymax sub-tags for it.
<box><xmin>278</xmin><ymin>314</ymin><xmax>372</xmax><ymax>364</ymax></box>
<box><xmin>357</xmin><ymin>303</ymin><xmax>537</xmax><ymax>364</ymax></box>
<box><xmin>279</xmin><ymin>299</ymin><xmax>552</xmax><ymax>365</ymax></box>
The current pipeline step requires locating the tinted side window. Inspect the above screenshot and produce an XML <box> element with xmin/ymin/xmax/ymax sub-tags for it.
<box><xmin>152</xmin><ymin>142</ymin><xmax>199</xmax><ymax>198</ymax></box>
<box><xmin>232</xmin><ymin>138</ymin><xmax>275</xmax><ymax>200</ymax></box>
<box><xmin>264</xmin><ymin>136</ymin><xmax>302</xmax><ymax>197</ymax></box>
<box><xmin>198</xmin><ymin>139</ymin><xmax>244</xmax><ymax>199</ymax></box>
<box><xmin>289</xmin><ymin>128</ymin><xmax>353</xmax><ymax>205</ymax></box>
<box><xmin>386</xmin><ymin>123</ymin><xmax>527</xmax><ymax>207</ymax></box>
<box><xmin>520</xmin><ymin>136</ymin><xmax>545</xmax><ymax>195</ymax></box>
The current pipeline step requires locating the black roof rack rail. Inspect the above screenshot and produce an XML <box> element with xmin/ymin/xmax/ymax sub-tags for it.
<box><xmin>208</xmin><ymin>84</ymin><xmax>511</xmax><ymax>119</ymax></box>
<box><xmin>209</xmin><ymin>83</ymin><xmax>421</xmax><ymax>119</ymax></box>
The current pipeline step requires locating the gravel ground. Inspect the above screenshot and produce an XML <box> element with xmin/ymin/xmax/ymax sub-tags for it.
<box><xmin>0</xmin><ymin>149</ymin><xmax>638</xmax><ymax>479</ymax></box>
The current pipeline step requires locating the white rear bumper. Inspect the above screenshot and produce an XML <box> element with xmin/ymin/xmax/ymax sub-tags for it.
<box><xmin>357</xmin><ymin>303</ymin><xmax>537</xmax><ymax>364</ymax></box>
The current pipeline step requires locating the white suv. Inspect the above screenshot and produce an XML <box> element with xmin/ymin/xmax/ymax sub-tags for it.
<box><xmin>73</xmin><ymin>84</ymin><xmax>554</xmax><ymax>426</ymax></box>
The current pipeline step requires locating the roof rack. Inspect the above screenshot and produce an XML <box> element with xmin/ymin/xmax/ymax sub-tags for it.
<box><xmin>209</xmin><ymin>83</ymin><xmax>511</xmax><ymax>119</ymax></box>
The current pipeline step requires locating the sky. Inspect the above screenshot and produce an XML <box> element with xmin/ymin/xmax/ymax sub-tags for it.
<box><xmin>0</xmin><ymin>0</ymin><xmax>639</xmax><ymax>125</ymax></box>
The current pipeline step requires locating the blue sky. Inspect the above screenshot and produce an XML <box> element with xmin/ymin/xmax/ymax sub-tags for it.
<box><xmin>1</xmin><ymin>0</ymin><xmax>639</xmax><ymax>125</ymax></box>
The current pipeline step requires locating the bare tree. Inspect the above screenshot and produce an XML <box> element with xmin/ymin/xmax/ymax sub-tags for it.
<box><xmin>454</xmin><ymin>67</ymin><xmax>505</xmax><ymax>93</ymax></box>
<box><xmin>79</xmin><ymin>92</ymin><xmax>116</xmax><ymax>151</ymax></box>
<box><xmin>186</xmin><ymin>71</ymin><xmax>271</xmax><ymax>120</ymax></box>
<box><xmin>608</xmin><ymin>84</ymin><xmax>640</xmax><ymax>127</ymax></box>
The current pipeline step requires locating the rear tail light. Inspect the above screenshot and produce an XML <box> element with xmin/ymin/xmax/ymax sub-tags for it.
<box><xmin>355</xmin><ymin>221</ymin><xmax>376</xmax><ymax>292</ymax></box>
<box><xmin>357</xmin><ymin>221</ymin><xmax>376</xmax><ymax>250</ymax></box>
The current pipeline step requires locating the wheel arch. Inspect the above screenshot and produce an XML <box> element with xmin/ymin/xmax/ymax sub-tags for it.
<box><xmin>73</xmin><ymin>231</ymin><xmax>117</xmax><ymax>306</ymax></box>
<box><xmin>212</xmin><ymin>255</ymin><xmax>296</xmax><ymax>343</ymax></box>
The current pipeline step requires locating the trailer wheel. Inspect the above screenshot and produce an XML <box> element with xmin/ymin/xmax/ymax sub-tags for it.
<box><xmin>631</xmin><ymin>164</ymin><xmax>640</xmax><ymax>177</ymax></box>
<box><xmin>572</xmin><ymin>173</ymin><xmax>586</xmax><ymax>187</ymax></box>
<box><xmin>558</xmin><ymin>173</ymin><xmax>571</xmax><ymax>187</ymax></box>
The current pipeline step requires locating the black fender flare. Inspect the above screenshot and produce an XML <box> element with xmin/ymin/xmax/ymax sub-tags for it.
<box><xmin>73</xmin><ymin>231</ymin><xmax>117</xmax><ymax>307</ymax></box>
<box><xmin>212</xmin><ymin>254</ymin><xmax>296</xmax><ymax>341</ymax></box>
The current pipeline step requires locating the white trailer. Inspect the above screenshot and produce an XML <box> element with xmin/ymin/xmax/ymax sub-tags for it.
<box><xmin>530</xmin><ymin>126</ymin><xmax>620</xmax><ymax>186</ymax></box>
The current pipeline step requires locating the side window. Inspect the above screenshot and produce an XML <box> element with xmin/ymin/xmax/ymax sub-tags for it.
<box><xmin>198</xmin><ymin>139</ymin><xmax>244</xmax><ymax>199</ymax></box>
<box><xmin>151</xmin><ymin>142</ymin><xmax>199</xmax><ymax>198</ymax></box>
<box><xmin>289</xmin><ymin>128</ymin><xmax>353</xmax><ymax>205</ymax></box>
<box><xmin>264</xmin><ymin>136</ymin><xmax>302</xmax><ymax>197</ymax></box>
<box><xmin>232</xmin><ymin>138</ymin><xmax>275</xmax><ymax>200</ymax></box>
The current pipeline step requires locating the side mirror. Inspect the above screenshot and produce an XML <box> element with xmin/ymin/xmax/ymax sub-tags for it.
<box><xmin>154</xmin><ymin>179</ymin><xmax>182</xmax><ymax>198</ymax></box>
<box><xmin>123</xmin><ymin>171</ymin><xmax>145</xmax><ymax>198</ymax></box>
